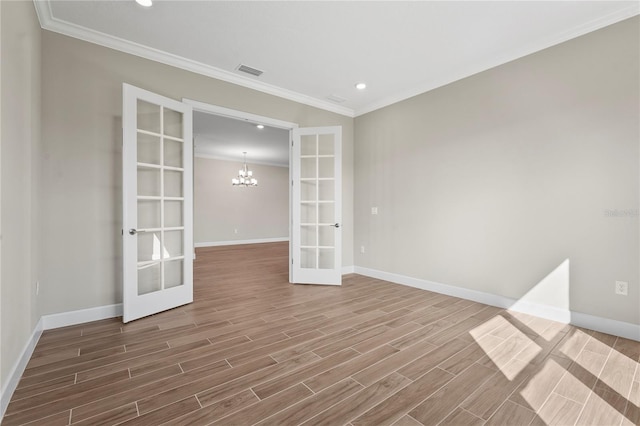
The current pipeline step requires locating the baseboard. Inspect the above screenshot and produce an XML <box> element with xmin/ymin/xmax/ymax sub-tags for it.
<box><xmin>195</xmin><ymin>237</ymin><xmax>289</xmax><ymax>248</ymax></box>
<box><xmin>342</xmin><ymin>265</ymin><xmax>355</xmax><ymax>275</ymax></box>
<box><xmin>41</xmin><ymin>304</ymin><xmax>123</xmax><ymax>330</ymax></box>
<box><xmin>1</xmin><ymin>318</ymin><xmax>43</xmax><ymax>419</ymax></box>
<box><xmin>354</xmin><ymin>266</ymin><xmax>640</xmax><ymax>342</ymax></box>
<box><xmin>0</xmin><ymin>304</ymin><xmax>123</xmax><ymax>422</ymax></box>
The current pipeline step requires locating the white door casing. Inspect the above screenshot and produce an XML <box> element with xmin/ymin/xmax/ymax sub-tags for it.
<box><xmin>123</xmin><ymin>83</ymin><xmax>193</xmax><ymax>322</ymax></box>
<box><xmin>292</xmin><ymin>126</ymin><xmax>342</xmax><ymax>285</ymax></box>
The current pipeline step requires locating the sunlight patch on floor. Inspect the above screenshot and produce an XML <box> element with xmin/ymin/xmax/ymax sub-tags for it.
<box><xmin>470</xmin><ymin>315</ymin><xmax>540</xmax><ymax>380</ymax></box>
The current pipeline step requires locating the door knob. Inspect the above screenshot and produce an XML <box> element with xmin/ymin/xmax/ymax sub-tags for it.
<box><xmin>129</xmin><ymin>228</ymin><xmax>137</xmax><ymax>235</ymax></box>
<box><xmin>332</xmin><ymin>223</ymin><xmax>340</xmax><ymax>228</ymax></box>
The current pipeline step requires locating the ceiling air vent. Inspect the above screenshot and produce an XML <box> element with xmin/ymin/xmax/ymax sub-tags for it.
<box><xmin>237</xmin><ymin>64</ymin><xmax>264</xmax><ymax>77</ymax></box>
<box><xmin>326</xmin><ymin>94</ymin><xmax>347</xmax><ymax>104</ymax></box>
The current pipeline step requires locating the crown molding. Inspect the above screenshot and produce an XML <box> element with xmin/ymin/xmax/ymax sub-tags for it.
<box><xmin>32</xmin><ymin>0</ymin><xmax>355</xmax><ymax>118</ymax></box>
<box><xmin>354</xmin><ymin>3</ymin><xmax>640</xmax><ymax>117</ymax></box>
<box><xmin>34</xmin><ymin>1</ymin><xmax>638</xmax><ymax>119</ymax></box>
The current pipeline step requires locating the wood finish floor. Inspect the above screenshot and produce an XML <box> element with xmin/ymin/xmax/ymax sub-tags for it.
<box><xmin>4</xmin><ymin>242</ymin><xmax>640</xmax><ymax>425</ymax></box>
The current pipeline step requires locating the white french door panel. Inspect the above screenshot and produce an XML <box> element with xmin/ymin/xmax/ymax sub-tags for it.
<box><xmin>292</xmin><ymin>126</ymin><xmax>342</xmax><ymax>285</ymax></box>
<box><xmin>122</xmin><ymin>83</ymin><xmax>193</xmax><ymax>323</ymax></box>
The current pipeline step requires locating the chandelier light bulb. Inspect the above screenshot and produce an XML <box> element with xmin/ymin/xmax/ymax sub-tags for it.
<box><xmin>232</xmin><ymin>152</ymin><xmax>258</xmax><ymax>187</ymax></box>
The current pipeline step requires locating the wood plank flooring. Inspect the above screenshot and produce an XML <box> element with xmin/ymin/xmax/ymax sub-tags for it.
<box><xmin>4</xmin><ymin>242</ymin><xmax>639</xmax><ymax>425</ymax></box>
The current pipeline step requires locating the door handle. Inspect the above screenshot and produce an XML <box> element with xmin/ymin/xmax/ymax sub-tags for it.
<box><xmin>129</xmin><ymin>228</ymin><xmax>152</xmax><ymax>235</ymax></box>
<box><xmin>331</xmin><ymin>223</ymin><xmax>340</xmax><ymax>228</ymax></box>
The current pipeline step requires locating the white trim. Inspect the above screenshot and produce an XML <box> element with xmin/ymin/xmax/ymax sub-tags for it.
<box><xmin>195</xmin><ymin>237</ymin><xmax>289</xmax><ymax>248</ymax></box>
<box><xmin>34</xmin><ymin>1</ymin><xmax>638</xmax><ymax>118</ymax></box>
<box><xmin>1</xmin><ymin>319</ymin><xmax>43</xmax><ymax>419</ymax></box>
<box><xmin>194</xmin><ymin>152</ymin><xmax>288</xmax><ymax>168</ymax></box>
<box><xmin>342</xmin><ymin>265</ymin><xmax>355</xmax><ymax>275</ymax></box>
<box><xmin>183</xmin><ymin>99</ymin><xmax>299</xmax><ymax>130</ymax></box>
<box><xmin>41</xmin><ymin>304</ymin><xmax>123</xmax><ymax>330</ymax></box>
<box><xmin>32</xmin><ymin>0</ymin><xmax>353</xmax><ymax>118</ymax></box>
<box><xmin>354</xmin><ymin>266</ymin><xmax>640</xmax><ymax>342</ymax></box>
<box><xmin>354</xmin><ymin>5</ymin><xmax>640</xmax><ymax>116</ymax></box>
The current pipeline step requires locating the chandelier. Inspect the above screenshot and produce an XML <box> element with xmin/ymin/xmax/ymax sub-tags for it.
<box><xmin>232</xmin><ymin>152</ymin><xmax>258</xmax><ymax>187</ymax></box>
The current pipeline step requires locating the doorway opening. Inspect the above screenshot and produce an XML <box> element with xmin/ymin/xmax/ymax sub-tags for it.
<box><xmin>184</xmin><ymin>99</ymin><xmax>298</xmax><ymax>282</ymax></box>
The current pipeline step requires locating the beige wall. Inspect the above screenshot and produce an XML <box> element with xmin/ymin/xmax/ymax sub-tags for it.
<box><xmin>195</xmin><ymin>157</ymin><xmax>289</xmax><ymax>243</ymax></box>
<box><xmin>1</xmin><ymin>0</ymin><xmax>41</xmax><ymax>389</ymax></box>
<box><xmin>40</xmin><ymin>30</ymin><xmax>354</xmax><ymax>315</ymax></box>
<box><xmin>354</xmin><ymin>17</ymin><xmax>639</xmax><ymax>325</ymax></box>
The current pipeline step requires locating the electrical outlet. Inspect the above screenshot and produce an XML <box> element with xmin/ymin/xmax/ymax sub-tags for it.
<box><xmin>615</xmin><ymin>281</ymin><xmax>628</xmax><ymax>296</ymax></box>
<box><xmin>360</xmin><ymin>246</ymin><xmax>365</xmax><ymax>254</ymax></box>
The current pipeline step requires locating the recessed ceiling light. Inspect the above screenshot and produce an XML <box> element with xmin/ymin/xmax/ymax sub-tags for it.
<box><xmin>355</xmin><ymin>82</ymin><xmax>367</xmax><ymax>90</ymax></box>
<box><xmin>136</xmin><ymin>0</ymin><xmax>153</xmax><ymax>7</ymax></box>
<box><xmin>256</xmin><ymin>124</ymin><xmax>264</xmax><ymax>129</ymax></box>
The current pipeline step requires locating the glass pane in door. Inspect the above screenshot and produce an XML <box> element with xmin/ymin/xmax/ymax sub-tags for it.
<box><xmin>138</xmin><ymin>168</ymin><xmax>161</xmax><ymax>196</ymax></box>
<box><xmin>138</xmin><ymin>133</ymin><xmax>161</xmax><ymax>164</ymax></box>
<box><xmin>137</xmin><ymin>100</ymin><xmax>161</xmax><ymax>133</ymax></box>
<box><xmin>164</xmin><ymin>139</ymin><xmax>183</xmax><ymax>168</ymax></box>
<box><xmin>298</xmin><ymin>131</ymin><xmax>338</xmax><ymax>272</ymax></box>
<box><xmin>135</xmin><ymin>102</ymin><xmax>186</xmax><ymax>297</ymax></box>
<box><xmin>164</xmin><ymin>170</ymin><xmax>184</xmax><ymax>197</ymax></box>
<box><xmin>138</xmin><ymin>263</ymin><xmax>161</xmax><ymax>295</ymax></box>
<box><xmin>138</xmin><ymin>200</ymin><xmax>161</xmax><ymax>229</ymax></box>
<box><xmin>163</xmin><ymin>108</ymin><xmax>183</xmax><ymax>138</ymax></box>
<box><xmin>164</xmin><ymin>200</ymin><xmax>183</xmax><ymax>227</ymax></box>
<box><xmin>165</xmin><ymin>260</ymin><xmax>184</xmax><ymax>289</ymax></box>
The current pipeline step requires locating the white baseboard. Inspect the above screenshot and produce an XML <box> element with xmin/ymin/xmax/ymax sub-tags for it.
<box><xmin>1</xmin><ymin>318</ymin><xmax>43</xmax><ymax>419</ymax></box>
<box><xmin>3</xmin><ymin>266</ymin><xmax>637</xmax><ymax>423</ymax></box>
<box><xmin>42</xmin><ymin>304</ymin><xmax>123</xmax><ymax>330</ymax></box>
<box><xmin>0</xmin><ymin>304</ymin><xmax>123</xmax><ymax>422</ymax></box>
<box><xmin>195</xmin><ymin>237</ymin><xmax>289</xmax><ymax>248</ymax></box>
<box><xmin>342</xmin><ymin>265</ymin><xmax>355</xmax><ymax>275</ymax></box>
<box><xmin>354</xmin><ymin>266</ymin><xmax>640</xmax><ymax>342</ymax></box>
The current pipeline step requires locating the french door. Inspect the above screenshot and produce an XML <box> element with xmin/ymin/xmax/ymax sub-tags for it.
<box><xmin>292</xmin><ymin>126</ymin><xmax>342</xmax><ymax>285</ymax></box>
<box><xmin>122</xmin><ymin>84</ymin><xmax>193</xmax><ymax>322</ymax></box>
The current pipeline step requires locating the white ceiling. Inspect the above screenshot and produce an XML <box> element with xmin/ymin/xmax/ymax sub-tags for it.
<box><xmin>36</xmin><ymin>1</ymin><xmax>638</xmax><ymax>118</ymax></box>
<box><xmin>193</xmin><ymin>112</ymin><xmax>290</xmax><ymax>167</ymax></box>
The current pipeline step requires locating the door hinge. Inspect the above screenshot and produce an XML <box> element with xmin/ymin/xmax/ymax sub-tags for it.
<box><xmin>292</xmin><ymin>259</ymin><xmax>294</xmax><ymax>265</ymax></box>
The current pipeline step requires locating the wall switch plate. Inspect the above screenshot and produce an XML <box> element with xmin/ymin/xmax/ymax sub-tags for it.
<box><xmin>371</xmin><ymin>207</ymin><xmax>378</xmax><ymax>215</ymax></box>
<box><xmin>234</xmin><ymin>229</ymin><xmax>238</xmax><ymax>234</ymax></box>
<box><xmin>360</xmin><ymin>246</ymin><xmax>365</xmax><ymax>254</ymax></box>
<box><xmin>615</xmin><ymin>281</ymin><xmax>628</xmax><ymax>296</ymax></box>
<box><xmin>36</xmin><ymin>281</ymin><xmax>40</xmax><ymax>296</ymax></box>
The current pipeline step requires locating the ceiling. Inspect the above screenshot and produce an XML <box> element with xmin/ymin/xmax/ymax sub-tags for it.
<box><xmin>193</xmin><ymin>112</ymin><xmax>290</xmax><ymax>167</ymax></box>
<box><xmin>35</xmin><ymin>1</ymin><xmax>638</xmax><ymax>118</ymax></box>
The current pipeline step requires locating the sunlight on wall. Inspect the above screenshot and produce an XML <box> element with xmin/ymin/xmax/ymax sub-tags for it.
<box><xmin>509</xmin><ymin>259</ymin><xmax>571</xmax><ymax>324</ymax></box>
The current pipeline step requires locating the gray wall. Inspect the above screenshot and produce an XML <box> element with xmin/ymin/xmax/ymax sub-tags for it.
<box><xmin>354</xmin><ymin>17</ymin><xmax>639</xmax><ymax>325</ymax></box>
<box><xmin>39</xmin><ymin>30</ymin><xmax>354</xmax><ymax>316</ymax></box>
<box><xmin>195</xmin><ymin>157</ymin><xmax>289</xmax><ymax>244</ymax></box>
<box><xmin>0</xmin><ymin>0</ymin><xmax>41</xmax><ymax>389</ymax></box>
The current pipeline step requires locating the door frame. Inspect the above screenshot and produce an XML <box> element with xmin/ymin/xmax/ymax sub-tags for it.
<box><xmin>182</xmin><ymin>99</ymin><xmax>298</xmax><ymax>282</ymax></box>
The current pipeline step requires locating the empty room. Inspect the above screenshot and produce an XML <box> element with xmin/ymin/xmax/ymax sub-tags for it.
<box><xmin>1</xmin><ymin>1</ymin><xmax>639</xmax><ymax>425</ymax></box>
